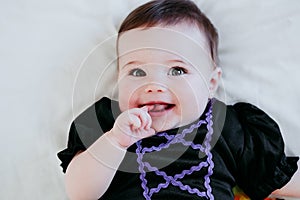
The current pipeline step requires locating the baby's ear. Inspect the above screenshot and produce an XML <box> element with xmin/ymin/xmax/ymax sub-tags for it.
<box><xmin>209</xmin><ymin>67</ymin><xmax>222</xmax><ymax>95</ymax></box>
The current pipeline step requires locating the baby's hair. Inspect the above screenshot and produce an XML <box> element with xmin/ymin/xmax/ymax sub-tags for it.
<box><xmin>118</xmin><ymin>0</ymin><xmax>219</xmax><ymax>64</ymax></box>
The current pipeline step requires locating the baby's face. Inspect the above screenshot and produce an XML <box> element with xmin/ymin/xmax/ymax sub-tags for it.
<box><xmin>117</xmin><ymin>23</ymin><xmax>219</xmax><ymax>132</ymax></box>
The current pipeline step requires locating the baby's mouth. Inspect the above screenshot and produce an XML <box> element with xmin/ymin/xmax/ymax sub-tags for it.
<box><xmin>139</xmin><ymin>103</ymin><xmax>175</xmax><ymax>112</ymax></box>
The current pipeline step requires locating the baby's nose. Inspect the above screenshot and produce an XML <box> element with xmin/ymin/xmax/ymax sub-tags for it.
<box><xmin>144</xmin><ymin>83</ymin><xmax>166</xmax><ymax>93</ymax></box>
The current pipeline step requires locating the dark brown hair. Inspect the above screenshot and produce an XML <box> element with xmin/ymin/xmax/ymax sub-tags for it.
<box><xmin>118</xmin><ymin>0</ymin><xmax>219</xmax><ymax>64</ymax></box>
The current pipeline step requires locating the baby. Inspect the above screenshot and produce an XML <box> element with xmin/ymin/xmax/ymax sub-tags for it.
<box><xmin>58</xmin><ymin>0</ymin><xmax>299</xmax><ymax>199</ymax></box>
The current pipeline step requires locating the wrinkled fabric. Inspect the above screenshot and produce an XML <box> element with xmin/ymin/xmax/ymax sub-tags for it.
<box><xmin>57</xmin><ymin>97</ymin><xmax>298</xmax><ymax>199</ymax></box>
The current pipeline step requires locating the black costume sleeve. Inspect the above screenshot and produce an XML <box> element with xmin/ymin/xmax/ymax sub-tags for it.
<box><xmin>231</xmin><ymin>102</ymin><xmax>298</xmax><ymax>199</ymax></box>
<box><xmin>57</xmin><ymin>122</ymin><xmax>87</xmax><ymax>173</ymax></box>
<box><xmin>57</xmin><ymin>97</ymin><xmax>120</xmax><ymax>173</ymax></box>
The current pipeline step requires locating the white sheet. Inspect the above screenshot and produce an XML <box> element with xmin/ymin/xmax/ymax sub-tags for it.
<box><xmin>1</xmin><ymin>0</ymin><xmax>299</xmax><ymax>199</ymax></box>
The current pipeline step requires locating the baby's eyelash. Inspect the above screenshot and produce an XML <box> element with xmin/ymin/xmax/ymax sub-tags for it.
<box><xmin>168</xmin><ymin>66</ymin><xmax>188</xmax><ymax>76</ymax></box>
<box><xmin>128</xmin><ymin>68</ymin><xmax>146</xmax><ymax>77</ymax></box>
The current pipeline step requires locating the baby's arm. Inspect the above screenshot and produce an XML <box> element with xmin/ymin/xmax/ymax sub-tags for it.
<box><xmin>272</xmin><ymin>160</ymin><xmax>300</xmax><ymax>197</ymax></box>
<box><xmin>64</xmin><ymin>107</ymin><xmax>155</xmax><ymax>200</ymax></box>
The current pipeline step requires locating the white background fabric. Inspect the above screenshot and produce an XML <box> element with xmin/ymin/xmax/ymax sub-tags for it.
<box><xmin>1</xmin><ymin>0</ymin><xmax>299</xmax><ymax>199</ymax></box>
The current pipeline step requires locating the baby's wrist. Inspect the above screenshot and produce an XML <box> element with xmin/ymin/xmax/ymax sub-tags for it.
<box><xmin>87</xmin><ymin>131</ymin><xmax>126</xmax><ymax>169</ymax></box>
<box><xmin>105</xmin><ymin>130</ymin><xmax>128</xmax><ymax>150</ymax></box>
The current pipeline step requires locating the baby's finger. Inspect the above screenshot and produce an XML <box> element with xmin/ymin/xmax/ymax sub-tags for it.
<box><xmin>144</xmin><ymin>111</ymin><xmax>152</xmax><ymax>130</ymax></box>
<box><xmin>145</xmin><ymin>105</ymin><xmax>155</xmax><ymax>112</ymax></box>
<box><xmin>140</xmin><ymin>106</ymin><xmax>149</xmax><ymax>112</ymax></box>
<box><xmin>139</xmin><ymin>106</ymin><xmax>152</xmax><ymax>130</ymax></box>
<box><xmin>128</xmin><ymin>114</ymin><xmax>142</xmax><ymax>129</ymax></box>
<box><xmin>133</xmin><ymin>127</ymin><xmax>155</xmax><ymax>140</ymax></box>
<box><xmin>129</xmin><ymin>108</ymin><xmax>151</xmax><ymax>130</ymax></box>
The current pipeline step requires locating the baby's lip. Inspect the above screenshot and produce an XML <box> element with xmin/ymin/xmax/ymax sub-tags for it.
<box><xmin>139</xmin><ymin>101</ymin><xmax>173</xmax><ymax>107</ymax></box>
<box><xmin>139</xmin><ymin>101</ymin><xmax>175</xmax><ymax>112</ymax></box>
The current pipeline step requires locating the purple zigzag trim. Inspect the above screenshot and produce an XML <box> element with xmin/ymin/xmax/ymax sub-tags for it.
<box><xmin>142</xmin><ymin>120</ymin><xmax>206</xmax><ymax>154</ymax></box>
<box><xmin>136</xmin><ymin>140</ymin><xmax>151</xmax><ymax>200</ymax></box>
<box><xmin>154</xmin><ymin>161</ymin><xmax>209</xmax><ymax>197</ymax></box>
<box><xmin>157</xmin><ymin>131</ymin><xmax>206</xmax><ymax>152</ymax></box>
<box><xmin>144</xmin><ymin>162</ymin><xmax>207</xmax><ymax>197</ymax></box>
<box><xmin>136</xmin><ymin>99</ymin><xmax>215</xmax><ymax>200</ymax></box>
<box><xmin>203</xmin><ymin>100</ymin><xmax>215</xmax><ymax>200</ymax></box>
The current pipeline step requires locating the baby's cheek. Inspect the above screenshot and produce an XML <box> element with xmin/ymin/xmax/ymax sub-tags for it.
<box><xmin>118</xmin><ymin>82</ymin><xmax>141</xmax><ymax>111</ymax></box>
<box><xmin>177</xmin><ymin>80</ymin><xmax>209</xmax><ymax>121</ymax></box>
<box><xmin>118</xmin><ymin>84</ymin><xmax>131</xmax><ymax>111</ymax></box>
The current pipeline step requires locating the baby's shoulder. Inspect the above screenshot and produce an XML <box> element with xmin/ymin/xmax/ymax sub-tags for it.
<box><xmin>212</xmin><ymin>100</ymin><xmax>298</xmax><ymax>199</ymax></box>
<box><xmin>213</xmin><ymin>99</ymin><xmax>284</xmax><ymax>155</ymax></box>
<box><xmin>213</xmin><ymin>100</ymin><xmax>280</xmax><ymax>137</ymax></box>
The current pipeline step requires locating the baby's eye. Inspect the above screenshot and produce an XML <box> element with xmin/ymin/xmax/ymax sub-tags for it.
<box><xmin>129</xmin><ymin>68</ymin><xmax>146</xmax><ymax>77</ymax></box>
<box><xmin>168</xmin><ymin>67</ymin><xmax>187</xmax><ymax>76</ymax></box>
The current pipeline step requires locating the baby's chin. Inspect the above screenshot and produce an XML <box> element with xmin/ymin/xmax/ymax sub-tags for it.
<box><xmin>151</xmin><ymin>116</ymin><xmax>200</xmax><ymax>133</ymax></box>
<box><xmin>150</xmin><ymin>120</ymin><xmax>180</xmax><ymax>133</ymax></box>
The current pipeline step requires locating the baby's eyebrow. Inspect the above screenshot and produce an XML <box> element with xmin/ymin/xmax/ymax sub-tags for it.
<box><xmin>123</xmin><ymin>61</ymin><xmax>143</xmax><ymax>68</ymax></box>
<box><xmin>167</xmin><ymin>59</ymin><xmax>189</xmax><ymax>65</ymax></box>
<box><xmin>121</xmin><ymin>59</ymin><xmax>189</xmax><ymax>69</ymax></box>
<box><xmin>124</xmin><ymin>60</ymin><xmax>142</xmax><ymax>66</ymax></box>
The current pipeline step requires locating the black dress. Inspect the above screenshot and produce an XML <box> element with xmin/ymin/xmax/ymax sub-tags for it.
<box><xmin>57</xmin><ymin>97</ymin><xmax>298</xmax><ymax>200</ymax></box>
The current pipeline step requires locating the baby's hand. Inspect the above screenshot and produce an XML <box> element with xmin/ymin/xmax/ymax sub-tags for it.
<box><xmin>107</xmin><ymin>106</ymin><xmax>155</xmax><ymax>149</ymax></box>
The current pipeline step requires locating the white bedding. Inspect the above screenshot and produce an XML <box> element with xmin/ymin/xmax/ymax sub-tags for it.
<box><xmin>1</xmin><ymin>0</ymin><xmax>299</xmax><ymax>199</ymax></box>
